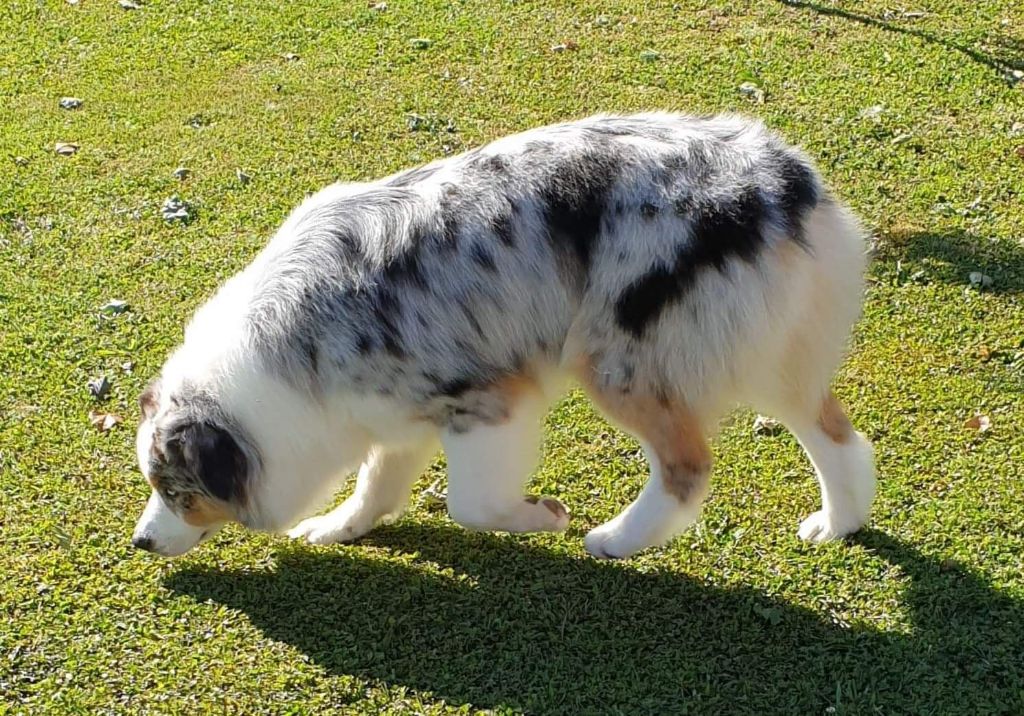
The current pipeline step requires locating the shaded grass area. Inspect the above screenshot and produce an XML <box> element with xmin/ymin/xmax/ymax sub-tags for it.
<box><xmin>2</xmin><ymin>0</ymin><xmax>1023</xmax><ymax>713</ymax></box>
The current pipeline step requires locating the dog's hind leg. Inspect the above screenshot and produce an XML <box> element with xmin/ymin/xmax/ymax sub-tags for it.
<box><xmin>288</xmin><ymin>439</ymin><xmax>438</xmax><ymax>545</ymax></box>
<box><xmin>578</xmin><ymin>371</ymin><xmax>713</xmax><ymax>559</ymax></box>
<box><xmin>768</xmin><ymin>391</ymin><xmax>875</xmax><ymax>543</ymax></box>
<box><xmin>442</xmin><ymin>386</ymin><xmax>570</xmax><ymax>534</ymax></box>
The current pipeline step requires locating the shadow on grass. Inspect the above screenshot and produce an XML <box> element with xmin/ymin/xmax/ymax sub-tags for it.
<box><xmin>167</xmin><ymin>526</ymin><xmax>1023</xmax><ymax>714</ymax></box>
<box><xmin>875</xmin><ymin>229</ymin><xmax>1024</xmax><ymax>294</ymax></box>
<box><xmin>778</xmin><ymin>0</ymin><xmax>1024</xmax><ymax>75</ymax></box>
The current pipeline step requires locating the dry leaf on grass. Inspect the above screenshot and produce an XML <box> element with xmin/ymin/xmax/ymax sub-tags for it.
<box><xmin>59</xmin><ymin>97</ymin><xmax>83</xmax><ymax>110</ymax></box>
<box><xmin>89</xmin><ymin>410</ymin><xmax>122</xmax><ymax>431</ymax></box>
<box><xmin>55</xmin><ymin>142</ymin><xmax>79</xmax><ymax>156</ymax></box>
<box><xmin>965</xmin><ymin>414</ymin><xmax>992</xmax><ymax>432</ymax></box>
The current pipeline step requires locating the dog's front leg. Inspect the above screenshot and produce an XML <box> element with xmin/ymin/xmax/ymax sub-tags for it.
<box><xmin>441</xmin><ymin>389</ymin><xmax>569</xmax><ymax>534</ymax></box>
<box><xmin>288</xmin><ymin>440</ymin><xmax>437</xmax><ymax>545</ymax></box>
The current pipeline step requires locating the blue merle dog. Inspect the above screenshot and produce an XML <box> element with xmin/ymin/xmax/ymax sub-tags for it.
<box><xmin>131</xmin><ymin>113</ymin><xmax>874</xmax><ymax>559</ymax></box>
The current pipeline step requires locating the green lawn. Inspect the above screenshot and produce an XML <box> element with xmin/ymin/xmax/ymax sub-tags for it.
<box><xmin>2</xmin><ymin>0</ymin><xmax>1023</xmax><ymax>713</ymax></box>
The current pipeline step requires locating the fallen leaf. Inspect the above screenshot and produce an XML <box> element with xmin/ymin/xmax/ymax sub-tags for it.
<box><xmin>121</xmin><ymin>360</ymin><xmax>134</xmax><ymax>373</ymax></box>
<box><xmin>1010</xmin><ymin>121</ymin><xmax>1024</xmax><ymax>138</ymax></box>
<box><xmin>173</xmin><ymin>166</ymin><xmax>190</xmax><ymax>180</ymax></box>
<box><xmin>161</xmin><ymin>195</ymin><xmax>191</xmax><ymax>222</ymax></box>
<box><xmin>968</xmin><ymin>271</ymin><xmax>993</xmax><ymax>288</ymax></box>
<box><xmin>738</xmin><ymin>81</ymin><xmax>765</xmax><ymax>103</ymax></box>
<box><xmin>14</xmin><ymin>156</ymin><xmax>29</xmax><ymax>166</ymax></box>
<box><xmin>977</xmin><ymin>345</ymin><xmax>992</xmax><ymax>361</ymax></box>
<box><xmin>409</xmin><ymin>37</ymin><xmax>432</xmax><ymax>50</ymax></box>
<box><xmin>1015</xmin><ymin>146</ymin><xmax>1024</xmax><ymax>160</ymax></box>
<box><xmin>59</xmin><ymin>97</ymin><xmax>83</xmax><ymax>110</ymax></box>
<box><xmin>369</xmin><ymin>1</ymin><xmax>387</xmax><ymax>10</ymax></box>
<box><xmin>99</xmin><ymin>299</ymin><xmax>129</xmax><ymax>318</ymax></box>
<box><xmin>639</xmin><ymin>49</ymin><xmax>660</xmax><ymax>62</ymax></box>
<box><xmin>55</xmin><ymin>142</ymin><xmax>79</xmax><ymax>156</ymax></box>
<box><xmin>551</xmin><ymin>40</ymin><xmax>578</xmax><ymax>52</ymax></box>
<box><xmin>88</xmin><ymin>376</ymin><xmax>111</xmax><ymax>400</ymax></box>
<box><xmin>964</xmin><ymin>414</ymin><xmax>992</xmax><ymax>432</ymax></box>
<box><xmin>88</xmin><ymin>409</ymin><xmax>123</xmax><ymax>431</ymax></box>
<box><xmin>118</xmin><ymin>0</ymin><xmax>140</xmax><ymax>9</ymax></box>
<box><xmin>753</xmin><ymin>414</ymin><xmax>784</xmax><ymax>436</ymax></box>
<box><xmin>235</xmin><ymin>168</ymin><xmax>251</xmax><ymax>186</ymax></box>
<box><xmin>282</xmin><ymin>52</ymin><xmax>299</xmax><ymax>61</ymax></box>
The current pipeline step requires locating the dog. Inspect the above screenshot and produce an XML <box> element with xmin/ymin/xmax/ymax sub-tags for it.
<box><xmin>131</xmin><ymin>112</ymin><xmax>875</xmax><ymax>559</ymax></box>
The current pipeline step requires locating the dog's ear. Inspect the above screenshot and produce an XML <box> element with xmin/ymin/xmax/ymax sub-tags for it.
<box><xmin>177</xmin><ymin>421</ymin><xmax>248</xmax><ymax>503</ymax></box>
<box><xmin>139</xmin><ymin>379</ymin><xmax>162</xmax><ymax>420</ymax></box>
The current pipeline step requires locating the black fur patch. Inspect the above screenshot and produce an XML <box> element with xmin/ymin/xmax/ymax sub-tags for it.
<box><xmin>640</xmin><ymin>201</ymin><xmax>659</xmax><ymax>218</ymax></box>
<box><xmin>438</xmin><ymin>185</ymin><xmax>462</xmax><ymax>250</ymax></box>
<box><xmin>615</xmin><ymin>189</ymin><xmax>768</xmax><ymax>337</ymax></box>
<box><xmin>773</xmin><ymin>151</ymin><xmax>819</xmax><ymax>245</ymax></box>
<box><xmin>491</xmin><ymin>213</ymin><xmax>515</xmax><ymax>247</ymax></box>
<box><xmin>438</xmin><ymin>377</ymin><xmax>473</xmax><ymax>397</ymax></box>
<box><xmin>459</xmin><ymin>297</ymin><xmax>484</xmax><ymax>337</ymax></box>
<box><xmin>470</xmin><ymin>244</ymin><xmax>497</xmax><ymax>272</ymax></box>
<box><xmin>371</xmin><ymin>289</ymin><xmax>406</xmax><ymax>359</ymax></box>
<box><xmin>540</xmin><ymin>147</ymin><xmax>622</xmax><ymax>274</ymax></box>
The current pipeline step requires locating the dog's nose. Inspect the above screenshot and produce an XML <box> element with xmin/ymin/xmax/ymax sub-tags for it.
<box><xmin>132</xmin><ymin>535</ymin><xmax>156</xmax><ymax>552</ymax></box>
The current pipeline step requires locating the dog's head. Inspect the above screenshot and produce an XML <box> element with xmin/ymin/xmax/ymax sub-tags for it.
<box><xmin>131</xmin><ymin>379</ymin><xmax>256</xmax><ymax>557</ymax></box>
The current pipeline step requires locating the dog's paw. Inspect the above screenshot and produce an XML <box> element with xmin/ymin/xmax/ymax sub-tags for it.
<box><xmin>797</xmin><ymin>510</ymin><xmax>860</xmax><ymax>543</ymax></box>
<box><xmin>583</xmin><ymin>516</ymin><xmax>639</xmax><ymax>560</ymax></box>
<box><xmin>523</xmin><ymin>495</ymin><xmax>571</xmax><ymax>532</ymax></box>
<box><xmin>286</xmin><ymin>507</ymin><xmax>374</xmax><ymax>545</ymax></box>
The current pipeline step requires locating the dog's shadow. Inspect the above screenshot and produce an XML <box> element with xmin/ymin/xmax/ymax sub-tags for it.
<box><xmin>167</xmin><ymin>526</ymin><xmax>1023</xmax><ymax>714</ymax></box>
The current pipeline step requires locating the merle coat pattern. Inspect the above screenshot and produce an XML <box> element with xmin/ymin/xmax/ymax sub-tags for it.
<box><xmin>132</xmin><ymin>113</ymin><xmax>875</xmax><ymax>560</ymax></box>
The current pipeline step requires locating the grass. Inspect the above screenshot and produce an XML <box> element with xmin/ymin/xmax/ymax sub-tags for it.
<box><xmin>1</xmin><ymin>0</ymin><xmax>1023</xmax><ymax>713</ymax></box>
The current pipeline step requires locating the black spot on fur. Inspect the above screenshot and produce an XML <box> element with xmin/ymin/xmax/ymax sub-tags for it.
<box><xmin>491</xmin><ymin>213</ymin><xmax>515</xmax><ymax>247</ymax></box>
<box><xmin>540</xmin><ymin>147</ymin><xmax>622</xmax><ymax>274</ymax></box>
<box><xmin>438</xmin><ymin>185</ymin><xmax>461</xmax><ymax>250</ymax></box>
<box><xmin>371</xmin><ymin>289</ymin><xmax>406</xmax><ymax>359</ymax></box>
<box><xmin>673</xmin><ymin>196</ymin><xmax>695</xmax><ymax>216</ymax></box>
<box><xmin>303</xmin><ymin>340</ymin><xmax>319</xmax><ymax>376</ymax></box>
<box><xmin>355</xmin><ymin>333</ymin><xmax>372</xmax><ymax>354</ymax></box>
<box><xmin>470</xmin><ymin>244</ymin><xmax>497</xmax><ymax>272</ymax></box>
<box><xmin>382</xmin><ymin>249</ymin><xmax>428</xmax><ymax>290</ymax></box>
<box><xmin>640</xmin><ymin>202</ymin><xmax>659</xmax><ymax>218</ymax></box>
<box><xmin>773</xmin><ymin>152</ymin><xmax>819</xmax><ymax>246</ymax></box>
<box><xmin>438</xmin><ymin>377</ymin><xmax>473</xmax><ymax>397</ymax></box>
<box><xmin>616</xmin><ymin>189</ymin><xmax>768</xmax><ymax>337</ymax></box>
<box><xmin>472</xmin><ymin>153</ymin><xmax>508</xmax><ymax>175</ymax></box>
<box><xmin>459</xmin><ymin>298</ymin><xmax>484</xmax><ymax>337</ymax></box>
